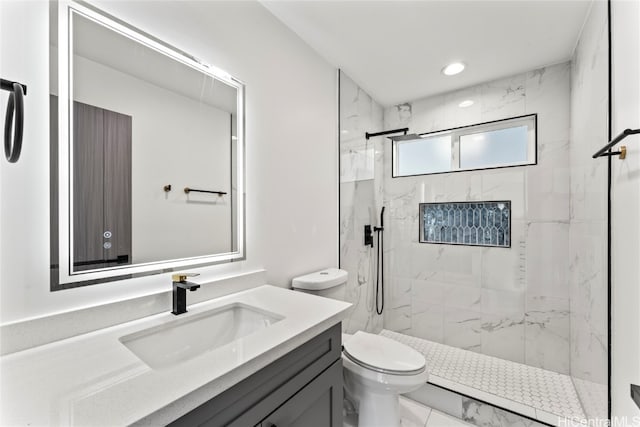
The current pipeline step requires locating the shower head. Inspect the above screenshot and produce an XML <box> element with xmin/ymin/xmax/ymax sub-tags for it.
<box><xmin>387</xmin><ymin>133</ymin><xmax>421</xmax><ymax>142</ymax></box>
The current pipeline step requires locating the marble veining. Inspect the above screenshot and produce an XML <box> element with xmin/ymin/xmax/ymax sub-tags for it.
<box><xmin>568</xmin><ymin>0</ymin><xmax>608</xmax><ymax>417</ymax></box>
<box><xmin>462</xmin><ymin>398</ymin><xmax>546</xmax><ymax>427</ymax></box>
<box><xmin>339</xmin><ymin>71</ymin><xmax>384</xmax><ymax>334</ymax></box>
<box><xmin>339</xmin><ymin>16</ymin><xmax>607</xmax><ymax>416</ymax></box>
<box><xmin>568</xmin><ymin>2</ymin><xmax>609</xmax><ymax>419</ymax></box>
<box><xmin>378</xmin><ymin>62</ymin><xmax>573</xmax><ymax>373</ymax></box>
<box><xmin>571</xmin><ymin>377</ymin><xmax>607</xmax><ymax>421</ymax></box>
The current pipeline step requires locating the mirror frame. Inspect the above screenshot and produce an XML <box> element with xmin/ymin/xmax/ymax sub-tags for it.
<box><xmin>54</xmin><ymin>1</ymin><xmax>245</xmax><ymax>289</ymax></box>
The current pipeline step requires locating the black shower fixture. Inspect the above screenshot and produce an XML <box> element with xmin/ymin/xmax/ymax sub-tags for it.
<box><xmin>364</xmin><ymin>224</ymin><xmax>374</xmax><ymax>247</ymax></box>
<box><xmin>365</xmin><ymin>127</ymin><xmax>409</xmax><ymax>140</ymax></box>
<box><xmin>387</xmin><ymin>133</ymin><xmax>421</xmax><ymax>142</ymax></box>
<box><xmin>365</xmin><ymin>127</ymin><xmax>421</xmax><ymax>142</ymax></box>
<box><xmin>374</xmin><ymin>206</ymin><xmax>385</xmax><ymax>315</ymax></box>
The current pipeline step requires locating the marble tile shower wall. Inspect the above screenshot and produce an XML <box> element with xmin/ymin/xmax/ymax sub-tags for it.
<box><xmin>382</xmin><ymin>62</ymin><xmax>572</xmax><ymax>374</ymax></box>
<box><xmin>568</xmin><ymin>0</ymin><xmax>608</xmax><ymax>419</ymax></box>
<box><xmin>339</xmin><ymin>71</ymin><xmax>384</xmax><ymax>334</ymax></box>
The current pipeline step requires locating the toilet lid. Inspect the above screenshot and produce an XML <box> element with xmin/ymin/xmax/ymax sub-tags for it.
<box><xmin>343</xmin><ymin>331</ymin><xmax>426</xmax><ymax>375</ymax></box>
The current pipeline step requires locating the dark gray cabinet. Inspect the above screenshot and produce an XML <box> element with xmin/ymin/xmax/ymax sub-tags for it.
<box><xmin>259</xmin><ymin>359</ymin><xmax>342</xmax><ymax>427</ymax></box>
<box><xmin>169</xmin><ymin>323</ymin><xmax>343</xmax><ymax>427</ymax></box>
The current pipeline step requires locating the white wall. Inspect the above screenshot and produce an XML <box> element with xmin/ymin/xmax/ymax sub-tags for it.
<box><xmin>611</xmin><ymin>0</ymin><xmax>640</xmax><ymax>421</ymax></box>
<box><xmin>0</xmin><ymin>0</ymin><xmax>337</xmax><ymax>324</ymax></box>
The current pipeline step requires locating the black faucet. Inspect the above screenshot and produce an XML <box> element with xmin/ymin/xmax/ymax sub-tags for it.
<box><xmin>171</xmin><ymin>273</ymin><xmax>201</xmax><ymax>315</ymax></box>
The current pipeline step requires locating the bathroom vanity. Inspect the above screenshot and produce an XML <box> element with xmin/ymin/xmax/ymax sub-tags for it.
<box><xmin>171</xmin><ymin>323</ymin><xmax>343</xmax><ymax>427</ymax></box>
<box><xmin>0</xmin><ymin>286</ymin><xmax>350</xmax><ymax>426</ymax></box>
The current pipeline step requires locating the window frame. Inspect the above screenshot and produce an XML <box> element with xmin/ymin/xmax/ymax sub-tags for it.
<box><xmin>392</xmin><ymin>114</ymin><xmax>537</xmax><ymax>178</ymax></box>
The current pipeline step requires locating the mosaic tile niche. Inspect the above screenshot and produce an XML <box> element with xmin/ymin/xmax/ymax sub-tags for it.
<box><xmin>420</xmin><ymin>201</ymin><xmax>511</xmax><ymax>247</ymax></box>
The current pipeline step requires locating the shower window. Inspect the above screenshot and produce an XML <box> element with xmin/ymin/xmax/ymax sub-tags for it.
<box><xmin>395</xmin><ymin>133</ymin><xmax>451</xmax><ymax>175</ymax></box>
<box><xmin>392</xmin><ymin>114</ymin><xmax>536</xmax><ymax>177</ymax></box>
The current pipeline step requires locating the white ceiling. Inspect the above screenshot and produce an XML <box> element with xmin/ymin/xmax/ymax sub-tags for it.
<box><xmin>262</xmin><ymin>0</ymin><xmax>593</xmax><ymax>106</ymax></box>
<box><xmin>72</xmin><ymin>12</ymin><xmax>238</xmax><ymax>114</ymax></box>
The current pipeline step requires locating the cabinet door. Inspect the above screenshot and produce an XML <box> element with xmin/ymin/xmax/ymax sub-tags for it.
<box><xmin>261</xmin><ymin>359</ymin><xmax>343</xmax><ymax>427</ymax></box>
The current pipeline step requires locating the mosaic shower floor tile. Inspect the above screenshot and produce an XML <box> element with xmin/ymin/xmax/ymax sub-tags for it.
<box><xmin>380</xmin><ymin>330</ymin><xmax>587</xmax><ymax>425</ymax></box>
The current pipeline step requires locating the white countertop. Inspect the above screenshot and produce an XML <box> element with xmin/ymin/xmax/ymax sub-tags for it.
<box><xmin>0</xmin><ymin>285</ymin><xmax>351</xmax><ymax>426</ymax></box>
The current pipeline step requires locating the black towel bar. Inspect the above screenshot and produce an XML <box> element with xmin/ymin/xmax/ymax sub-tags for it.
<box><xmin>184</xmin><ymin>187</ymin><xmax>227</xmax><ymax>196</ymax></box>
<box><xmin>593</xmin><ymin>128</ymin><xmax>640</xmax><ymax>159</ymax></box>
<box><xmin>1</xmin><ymin>78</ymin><xmax>27</xmax><ymax>163</ymax></box>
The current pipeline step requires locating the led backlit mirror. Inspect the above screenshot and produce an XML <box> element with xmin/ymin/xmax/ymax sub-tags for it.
<box><xmin>51</xmin><ymin>1</ymin><xmax>245</xmax><ymax>289</ymax></box>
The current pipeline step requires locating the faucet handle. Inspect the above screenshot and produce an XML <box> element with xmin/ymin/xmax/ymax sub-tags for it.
<box><xmin>172</xmin><ymin>273</ymin><xmax>200</xmax><ymax>282</ymax></box>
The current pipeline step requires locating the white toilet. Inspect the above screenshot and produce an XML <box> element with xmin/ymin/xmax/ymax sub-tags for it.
<box><xmin>292</xmin><ymin>269</ymin><xmax>429</xmax><ymax>427</ymax></box>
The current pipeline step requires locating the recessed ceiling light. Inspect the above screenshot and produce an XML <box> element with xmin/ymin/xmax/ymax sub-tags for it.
<box><xmin>340</xmin><ymin>130</ymin><xmax>349</xmax><ymax>134</ymax></box>
<box><xmin>442</xmin><ymin>62</ymin><xmax>465</xmax><ymax>76</ymax></box>
<box><xmin>458</xmin><ymin>100</ymin><xmax>474</xmax><ymax>108</ymax></box>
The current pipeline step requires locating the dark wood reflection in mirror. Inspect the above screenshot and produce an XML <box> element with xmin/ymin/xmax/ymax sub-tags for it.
<box><xmin>73</xmin><ymin>101</ymin><xmax>132</xmax><ymax>271</ymax></box>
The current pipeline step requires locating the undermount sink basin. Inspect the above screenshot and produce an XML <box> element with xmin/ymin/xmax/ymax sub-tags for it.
<box><xmin>119</xmin><ymin>303</ymin><xmax>284</xmax><ymax>369</ymax></box>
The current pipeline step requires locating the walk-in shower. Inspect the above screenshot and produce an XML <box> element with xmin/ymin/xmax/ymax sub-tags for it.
<box><xmin>338</xmin><ymin>2</ymin><xmax>610</xmax><ymax>424</ymax></box>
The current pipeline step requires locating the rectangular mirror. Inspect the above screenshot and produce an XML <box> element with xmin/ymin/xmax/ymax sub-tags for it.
<box><xmin>51</xmin><ymin>1</ymin><xmax>245</xmax><ymax>288</ymax></box>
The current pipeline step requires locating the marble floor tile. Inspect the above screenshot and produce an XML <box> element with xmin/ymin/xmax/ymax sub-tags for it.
<box><xmin>344</xmin><ymin>396</ymin><xmax>432</xmax><ymax>427</ymax></box>
<box><xmin>427</xmin><ymin>409</ymin><xmax>474</xmax><ymax>427</ymax></box>
<box><xmin>400</xmin><ymin>396</ymin><xmax>432</xmax><ymax>427</ymax></box>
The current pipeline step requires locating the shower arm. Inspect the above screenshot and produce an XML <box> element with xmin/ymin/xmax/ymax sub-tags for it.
<box><xmin>365</xmin><ymin>128</ymin><xmax>408</xmax><ymax>140</ymax></box>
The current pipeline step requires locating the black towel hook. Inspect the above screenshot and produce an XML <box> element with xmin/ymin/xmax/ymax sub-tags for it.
<box><xmin>1</xmin><ymin>78</ymin><xmax>27</xmax><ymax>163</ymax></box>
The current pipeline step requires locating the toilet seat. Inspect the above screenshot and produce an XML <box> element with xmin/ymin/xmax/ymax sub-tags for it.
<box><xmin>342</xmin><ymin>331</ymin><xmax>426</xmax><ymax>376</ymax></box>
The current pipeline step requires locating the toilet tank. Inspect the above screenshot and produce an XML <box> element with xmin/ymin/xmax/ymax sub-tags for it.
<box><xmin>291</xmin><ymin>268</ymin><xmax>348</xmax><ymax>300</ymax></box>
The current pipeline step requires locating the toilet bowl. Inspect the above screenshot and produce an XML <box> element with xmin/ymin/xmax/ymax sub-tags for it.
<box><xmin>292</xmin><ymin>269</ymin><xmax>429</xmax><ymax>427</ymax></box>
<box><xmin>342</xmin><ymin>331</ymin><xmax>428</xmax><ymax>427</ymax></box>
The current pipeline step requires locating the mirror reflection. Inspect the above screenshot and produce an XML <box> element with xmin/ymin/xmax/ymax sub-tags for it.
<box><xmin>51</xmin><ymin>3</ymin><xmax>244</xmax><ymax>286</ymax></box>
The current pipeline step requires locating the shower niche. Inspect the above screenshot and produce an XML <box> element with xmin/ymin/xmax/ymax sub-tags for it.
<box><xmin>419</xmin><ymin>201</ymin><xmax>511</xmax><ymax>248</ymax></box>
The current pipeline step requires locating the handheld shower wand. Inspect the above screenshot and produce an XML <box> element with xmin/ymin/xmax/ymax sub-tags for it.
<box><xmin>374</xmin><ymin>207</ymin><xmax>385</xmax><ymax>315</ymax></box>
